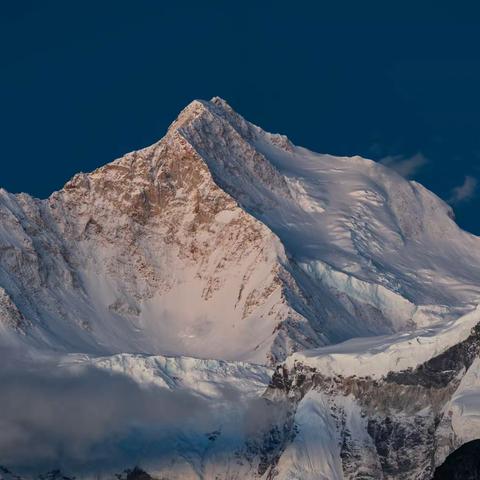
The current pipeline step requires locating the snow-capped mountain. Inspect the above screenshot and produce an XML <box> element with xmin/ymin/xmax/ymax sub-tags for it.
<box><xmin>1</xmin><ymin>97</ymin><xmax>480</xmax><ymax>479</ymax></box>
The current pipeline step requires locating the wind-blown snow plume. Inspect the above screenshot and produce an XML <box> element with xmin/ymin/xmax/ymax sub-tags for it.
<box><xmin>379</xmin><ymin>152</ymin><xmax>428</xmax><ymax>178</ymax></box>
<box><xmin>449</xmin><ymin>175</ymin><xmax>478</xmax><ymax>204</ymax></box>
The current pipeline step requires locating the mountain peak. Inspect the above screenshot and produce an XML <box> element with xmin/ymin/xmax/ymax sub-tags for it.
<box><xmin>165</xmin><ymin>96</ymin><xmax>258</xmax><ymax>147</ymax></box>
<box><xmin>167</xmin><ymin>96</ymin><xmax>235</xmax><ymax>127</ymax></box>
<box><xmin>209</xmin><ymin>95</ymin><xmax>231</xmax><ymax>107</ymax></box>
<box><xmin>4</xmin><ymin>97</ymin><xmax>480</xmax><ymax>368</ymax></box>
<box><xmin>3</xmin><ymin>98</ymin><xmax>480</xmax><ymax>479</ymax></box>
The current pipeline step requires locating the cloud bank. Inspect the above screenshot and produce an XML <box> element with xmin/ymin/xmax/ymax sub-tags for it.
<box><xmin>0</xmin><ymin>354</ymin><xmax>212</xmax><ymax>474</ymax></box>
<box><xmin>0</xmin><ymin>349</ymin><xmax>275</xmax><ymax>477</ymax></box>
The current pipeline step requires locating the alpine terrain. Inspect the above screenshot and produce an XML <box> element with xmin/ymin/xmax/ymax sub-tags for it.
<box><xmin>1</xmin><ymin>97</ymin><xmax>480</xmax><ymax>479</ymax></box>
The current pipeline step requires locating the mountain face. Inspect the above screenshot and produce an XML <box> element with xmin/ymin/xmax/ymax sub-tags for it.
<box><xmin>1</xmin><ymin>98</ymin><xmax>480</xmax><ymax>479</ymax></box>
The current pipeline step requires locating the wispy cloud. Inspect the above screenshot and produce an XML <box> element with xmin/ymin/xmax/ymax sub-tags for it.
<box><xmin>449</xmin><ymin>175</ymin><xmax>478</xmax><ymax>204</ymax></box>
<box><xmin>379</xmin><ymin>152</ymin><xmax>428</xmax><ymax>178</ymax></box>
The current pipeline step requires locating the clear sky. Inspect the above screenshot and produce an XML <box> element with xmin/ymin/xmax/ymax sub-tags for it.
<box><xmin>2</xmin><ymin>2</ymin><xmax>480</xmax><ymax>233</ymax></box>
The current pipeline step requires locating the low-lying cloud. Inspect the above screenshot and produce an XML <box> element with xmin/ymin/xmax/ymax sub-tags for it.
<box><xmin>0</xmin><ymin>348</ymin><xmax>275</xmax><ymax>477</ymax></box>
<box><xmin>379</xmin><ymin>152</ymin><xmax>428</xmax><ymax>178</ymax></box>
<box><xmin>0</xmin><ymin>363</ymin><xmax>206</xmax><ymax>473</ymax></box>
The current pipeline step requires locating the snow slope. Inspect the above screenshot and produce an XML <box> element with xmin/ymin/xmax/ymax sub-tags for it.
<box><xmin>286</xmin><ymin>305</ymin><xmax>480</xmax><ymax>379</ymax></box>
<box><xmin>183</xmin><ymin>98</ymin><xmax>480</xmax><ymax>306</ymax></box>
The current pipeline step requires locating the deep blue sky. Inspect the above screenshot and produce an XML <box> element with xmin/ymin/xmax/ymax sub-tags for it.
<box><xmin>2</xmin><ymin>2</ymin><xmax>480</xmax><ymax>233</ymax></box>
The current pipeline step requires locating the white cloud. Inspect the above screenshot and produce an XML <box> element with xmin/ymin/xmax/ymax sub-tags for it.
<box><xmin>449</xmin><ymin>175</ymin><xmax>478</xmax><ymax>204</ymax></box>
<box><xmin>379</xmin><ymin>152</ymin><xmax>428</xmax><ymax>178</ymax></box>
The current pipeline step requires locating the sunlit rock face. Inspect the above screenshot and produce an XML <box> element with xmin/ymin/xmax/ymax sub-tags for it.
<box><xmin>2</xmin><ymin>98</ymin><xmax>480</xmax><ymax>478</ymax></box>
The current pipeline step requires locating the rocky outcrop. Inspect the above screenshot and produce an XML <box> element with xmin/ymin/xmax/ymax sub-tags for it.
<box><xmin>0</xmin><ymin>466</ymin><xmax>155</xmax><ymax>480</ymax></box>
<box><xmin>0</xmin><ymin>287</ymin><xmax>28</xmax><ymax>331</ymax></box>
<box><xmin>256</xmin><ymin>322</ymin><xmax>480</xmax><ymax>479</ymax></box>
